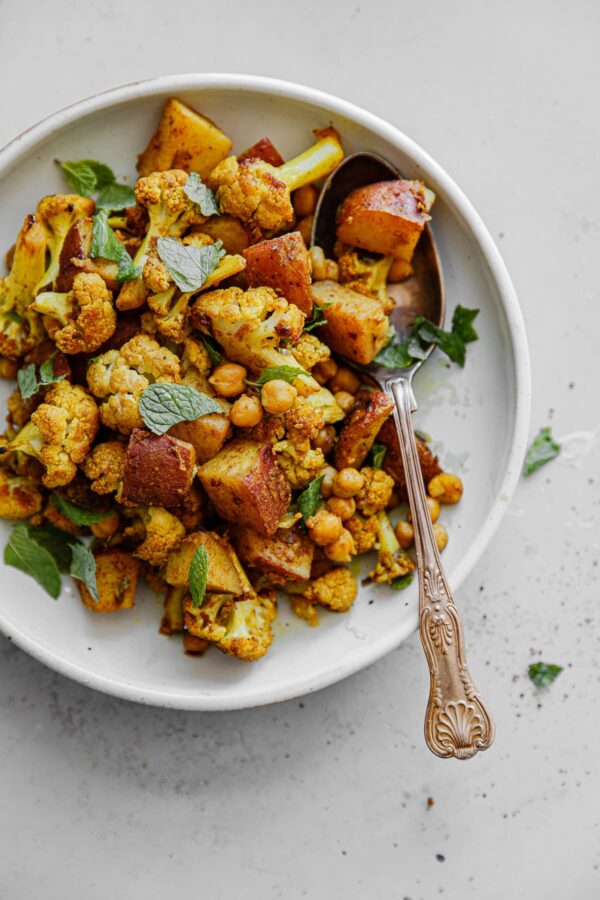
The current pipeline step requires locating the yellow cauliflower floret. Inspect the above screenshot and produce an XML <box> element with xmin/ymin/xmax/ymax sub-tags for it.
<box><xmin>0</xmin><ymin>468</ymin><xmax>43</xmax><ymax>520</ymax></box>
<box><xmin>4</xmin><ymin>381</ymin><xmax>99</xmax><ymax>488</ymax></box>
<box><xmin>273</xmin><ymin>441</ymin><xmax>325</xmax><ymax>490</ymax></box>
<box><xmin>292</xmin><ymin>332</ymin><xmax>331</xmax><ymax>371</ymax></box>
<box><xmin>302</xmin><ymin>567</ymin><xmax>358</xmax><ymax>612</ymax></box>
<box><xmin>35</xmin><ymin>193</ymin><xmax>96</xmax><ymax>291</ymax></box>
<box><xmin>31</xmin><ymin>272</ymin><xmax>116</xmax><ymax>355</ymax></box>
<box><xmin>337</xmin><ymin>247</ymin><xmax>394</xmax><ymax>311</ymax></box>
<box><xmin>86</xmin><ymin>334</ymin><xmax>181</xmax><ymax>434</ymax></box>
<box><xmin>82</xmin><ymin>441</ymin><xmax>126</xmax><ymax>495</ymax></box>
<box><xmin>0</xmin><ymin>215</ymin><xmax>47</xmax><ymax>359</ymax></box>
<box><xmin>185</xmin><ymin>590</ymin><xmax>277</xmax><ymax>661</ymax></box>
<box><xmin>369</xmin><ymin>509</ymin><xmax>416</xmax><ymax>585</ymax></box>
<box><xmin>345</xmin><ymin>513</ymin><xmax>380</xmax><ymax>554</ymax></box>
<box><xmin>208</xmin><ymin>156</ymin><xmax>294</xmax><ymax>236</ymax></box>
<box><xmin>130</xmin><ymin>507</ymin><xmax>186</xmax><ymax>567</ymax></box>
<box><xmin>356</xmin><ymin>466</ymin><xmax>395</xmax><ymax>516</ymax></box>
<box><xmin>142</xmin><ymin>256</ymin><xmax>172</xmax><ymax>294</ymax></box>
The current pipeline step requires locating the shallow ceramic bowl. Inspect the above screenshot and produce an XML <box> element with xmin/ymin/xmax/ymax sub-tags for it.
<box><xmin>0</xmin><ymin>74</ymin><xmax>530</xmax><ymax>709</ymax></box>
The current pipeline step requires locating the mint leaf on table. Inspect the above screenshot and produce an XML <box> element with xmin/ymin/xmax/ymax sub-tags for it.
<box><xmin>523</xmin><ymin>427</ymin><xmax>561</xmax><ymax>476</ymax></box>
<box><xmin>17</xmin><ymin>354</ymin><xmax>65</xmax><ymax>400</ymax></box>
<box><xmin>96</xmin><ymin>181</ymin><xmax>136</xmax><ymax>211</ymax></box>
<box><xmin>91</xmin><ymin>209</ymin><xmax>140</xmax><ymax>282</ymax></box>
<box><xmin>183</xmin><ymin>173</ymin><xmax>220</xmax><ymax>217</ymax></box>
<box><xmin>296</xmin><ymin>475</ymin><xmax>325</xmax><ymax>524</ymax></box>
<box><xmin>248</xmin><ymin>366</ymin><xmax>307</xmax><ymax>387</ymax></box>
<box><xmin>528</xmin><ymin>662</ymin><xmax>563</xmax><ymax>688</ymax></box>
<box><xmin>52</xmin><ymin>495</ymin><xmax>112</xmax><ymax>526</ymax></box>
<box><xmin>189</xmin><ymin>544</ymin><xmax>209</xmax><ymax>609</ymax></box>
<box><xmin>201</xmin><ymin>334</ymin><xmax>222</xmax><ymax>365</ymax></box>
<box><xmin>369</xmin><ymin>443</ymin><xmax>387</xmax><ymax>469</ymax></box>
<box><xmin>139</xmin><ymin>383</ymin><xmax>222</xmax><ymax>436</ymax></box>
<box><xmin>157</xmin><ymin>237</ymin><xmax>225</xmax><ymax>292</ymax></box>
<box><xmin>3</xmin><ymin>525</ymin><xmax>62</xmax><ymax>599</ymax></box>
<box><xmin>389</xmin><ymin>572</ymin><xmax>414</xmax><ymax>591</ymax></box>
<box><xmin>69</xmin><ymin>542</ymin><xmax>98</xmax><ymax>603</ymax></box>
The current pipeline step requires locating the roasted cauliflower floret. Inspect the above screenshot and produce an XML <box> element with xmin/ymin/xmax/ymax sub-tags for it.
<box><xmin>356</xmin><ymin>466</ymin><xmax>395</xmax><ymax>516</ymax></box>
<box><xmin>345</xmin><ymin>513</ymin><xmax>379</xmax><ymax>554</ymax></box>
<box><xmin>35</xmin><ymin>194</ymin><xmax>96</xmax><ymax>291</ymax></box>
<box><xmin>2</xmin><ymin>382</ymin><xmax>99</xmax><ymax>487</ymax></box>
<box><xmin>127</xmin><ymin>506</ymin><xmax>186</xmax><ymax>567</ymax></box>
<box><xmin>86</xmin><ymin>334</ymin><xmax>180</xmax><ymax>434</ymax></box>
<box><xmin>337</xmin><ymin>247</ymin><xmax>394</xmax><ymax>312</ymax></box>
<box><xmin>302</xmin><ymin>567</ymin><xmax>358</xmax><ymax>612</ymax></box>
<box><xmin>369</xmin><ymin>509</ymin><xmax>416</xmax><ymax>585</ymax></box>
<box><xmin>273</xmin><ymin>398</ymin><xmax>326</xmax><ymax>489</ymax></box>
<box><xmin>0</xmin><ymin>215</ymin><xmax>47</xmax><ymax>359</ymax></box>
<box><xmin>31</xmin><ymin>272</ymin><xmax>116</xmax><ymax>354</ymax></box>
<box><xmin>82</xmin><ymin>440</ymin><xmax>126</xmax><ymax>495</ymax></box>
<box><xmin>291</xmin><ymin>332</ymin><xmax>331</xmax><ymax>371</ymax></box>
<box><xmin>0</xmin><ymin>468</ymin><xmax>43</xmax><ymax>520</ymax></box>
<box><xmin>185</xmin><ymin>590</ymin><xmax>277</xmax><ymax>661</ymax></box>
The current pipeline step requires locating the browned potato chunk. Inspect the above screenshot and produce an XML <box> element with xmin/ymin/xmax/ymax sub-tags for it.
<box><xmin>198</xmin><ymin>439</ymin><xmax>291</xmax><ymax>536</ymax></box>
<box><xmin>238</xmin><ymin>137</ymin><xmax>285</xmax><ymax>167</ymax></box>
<box><xmin>336</xmin><ymin>179</ymin><xmax>434</xmax><ymax>263</ymax></box>
<box><xmin>159</xmin><ymin>586</ymin><xmax>186</xmax><ymax>636</ymax></box>
<box><xmin>311</xmin><ymin>280</ymin><xmax>389</xmax><ymax>365</ymax></box>
<box><xmin>243</xmin><ymin>232</ymin><xmax>312</xmax><ymax>315</ymax></box>
<box><xmin>55</xmin><ymin>218</ymin><xmax>120</xmax><ymax>293</ymax></box>
<box><xmin>165</xmin><ymin>531</ymin><xmax>243</xmax><ymax>595</ymax></box>
<box><xmin>182</xmin><ymin>633</ymin><xmax>210</xmax><ymax>655</ymax></box>
<box><xmin>122</xmin><ymin>430</ymin><xmax>196</xmax><ymax>508</ymax></box>
<box><xmin>195</xmin><ymin>216</ymin><xmax>251</xmax><ymax>255</ymax></box>
<box><xmin>378</xmin><ymin>418</ymin><xmax>442</xmax><ymax>501</ymax></box>
<box><xmin>334</xmin><ymin>390</ymin><xmax>394</xmax><ymax>469</ymax></box>
<box><xmin>78</xmin><ymin>550</ymin><xmax>140</xmax><ymax>613</ymax></box>
<box><xmin>137</xmin><ymin>97</ymin><xmax>232</xmax><ymax>178</ymax></box>
<box><xmin>231</xmin><ymin>524</ymin><xmax>314</xmax><ymax>583</ymax></box>
<box><xmin>170</xmin><ymin>413</ymin><xmax>231</xmax><ymax>464</ymax></box>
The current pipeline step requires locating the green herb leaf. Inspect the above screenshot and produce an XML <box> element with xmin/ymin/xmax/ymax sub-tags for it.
<box><xmin>59</xmin><ymin>159</ymin><xmax>115</xmax><ymax>196</ymax></box>
<box><xmin>17</xmin><ymin>364</ymin><xmax>38</xmax><ymax>399</ymax></box>
<box><xmin>297</xmin><ymin>475</ymin><xmax>325</xmax><ymax>524</ymax></box>
<box><xmin>39</xmin><ymin>352</ymin><xmax>65</xmax><ymax>386</ymax></box>
<box><xmin>374</xmin><ymin>338</ymin><xmax>414</xmax><ymax>368</ymax></box>
<box><xmin>452</xmin><ymin>305</ymin><xmax>480</xmax><ymax>344</ymax></box>
<box><xmin>528</xmin><ymin>662</ymin><xmax>563</xmax><ymax>688</ymax></box>
<box><xmin>27</xmin><ymin>524</ymin><xmax>79</xmax><ymax>573</ymax></box>
<box><xmin>201</xmin><ymin>334</ymin><xmax>222</xmax><ymax>365</ymax></box>
<box><xmin>69</xmin><ymin>542</ymin><xmax>98</xmax><ymax>602</ymax></box>
<box><xmin>189</xmin><ymin>544</ymin><xmax>209</xmax><ymax>609</ymax></box>
<box><xmin>524</xmin><ymin>427</ymin><xmax>561</xmax><ymax>476</ymax></box>
<box><xmin>376</xmin><ymin>306</ymin><xmax>480</xmax><ymax>370</ymax></box>
<box><xmin>96</xmin><ymin>181</ymin><xmax>136</xmax><ymax>211</ymax></box>
<box><xmin>183</xmin><ymin>173</ymin><xmax>220</xmax><ymax>217</ymax></box>
<box><xmin>139</xmin><ymin>383</ymin><xmax>222</xmax><ymax>436</ymax></box>
<box><xmin>91</xmin><ymin>209</ymin><xmax>141</xmax><ymax>283</ymax></box>
<box><xmin>157</xmin><ymin>237</ymin><xmax>225</xmax><ymax>292</ymax></box>
<box><xmin>52</xmin><ymin>495</ymin><xmax>112</xmax><ymax>526</ymax></box>
<box><xmin>303</xmin><ymin>301</ymin><xmax>333</xmax><ymax>333</ymax></box>
<box><xmin>389</xmin><ymin>572</ymin><xmax>414</xmax><ymax>591</ymax></box>
<box><xmin>370</xmin><ymin>443</ymin><xmax>387</xmax><ymax>469</ymax></box>
<box><xmin>4</xmin><ymin>309</ymin><xmax>22</xmax><ymax>324</ymax></box>
<box><xmin>249</xmin><ymin>366</ymin><xmax>307</xmax><ymax>387</ymax></box>
<box><xmin>413</xmin><ymin>317</ymin><xmax>466</xmax><ymax>367</ymax></box>
<box><xmin>4</xmin><ymin>525</ymin><xmax>62</xmax><ymax>598</ymax></box>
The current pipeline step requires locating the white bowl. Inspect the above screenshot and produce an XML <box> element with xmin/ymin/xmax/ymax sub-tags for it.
<box><xmin>0</xmin><ymin>74</ymin><xmax>530</xmax><ymax>709</ymax></box>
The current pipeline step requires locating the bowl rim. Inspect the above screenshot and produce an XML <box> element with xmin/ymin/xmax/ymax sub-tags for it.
<box><xmin>0</xmin><ymin>73</ymin><xmax>531</xmax><ymax>710</ymax></box>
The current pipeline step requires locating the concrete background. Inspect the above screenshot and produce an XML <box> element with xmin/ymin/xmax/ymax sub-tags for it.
<box><xmin>0</xmin><ymin>1</ymin><xmax>598</xmax><ymax>897</ymax></box>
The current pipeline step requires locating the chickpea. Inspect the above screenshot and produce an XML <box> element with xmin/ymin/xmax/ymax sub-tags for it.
<box><xmin>313</xmin><ymin>358</ymin><xmax>338</xmax><ymax>385</ymax></box>
<box><xmin>328</xmin><ymin>366</ymin><xmax>361</xmax><ymax>394</ymax></box>
<box><xmin>230</xmin><ymin>394</ymin><xmax>263</xmax><ymax>428</ymax></box>
<box><xmin>408</xmin><ymin>496</ymin><xmax>440</xmax><ymax>524</ymax></box>
<box><xmin>320</xmin><ymin>465</ymin><xmax>337</xmax><ymax>499</ymax></box>
<box><xmin>428</xmin><ymin>472</ymin><xmax>463</xmax><ymax>505</ymax></box>
<box><xmin>308</xmin><ymin>245</ymin><xmax>327</xmax><ymax>281</ymax></box>
<box><xmin>395</xmin><ymin>519</ymin><xmax>414</xmax><ymax>550</ymax></box>
<box><xmin>313</xmin><ymin>424</ymin><xmax>336</xmax><ymax>455</ymax></box>
<box><xmin>433</xmin><ymin>522</ymin><xmax>448</xmax><ymax>552</ymax></box>
<box><xmin>334</xmin><ymin>390</ymin><xmax>356</xmax><ymax>415</ymax></box>
<box><xmin>324</xmin><ymin>528</ymin><xmax>356</xmax><ymax>563</ymax></box>
<box><xmin>297</xmin><ymin>215</ymin><xmax>314</xmax><ymax>246</ymax></box>
<box><xmin>326</xmin><ymin>496</ymin><xmax>356</xmax><ymax>521</ymax></box>
<box><xmin>323</xmin><ymin>259</ymin><xmax>339</xmax><ymax>281</ymax></box>
<box><xmin>333</xmin><ymin>467</ymin><xmax>364</xmax><ymax>498</ymax></box>
<box><xmin>209</xmin><ymin>363</ymin><xmax>247</xmax><ymax>398</ymax></box>
<box><xmin>293</xmin><ymin>185</ymin><xmax>319</xmax><ymax>218</ymax></box>
<box><xmin>306</xmin><ymin>508</ymin><xmax>344</xmax><ymax>546</ymax></box>
<box><xmin>261</xmin><ymin>379</ymin><xmax>297</xmax><ymax>414</ymax></box>
<box><xmin>90</xmin><ymin>511</ymin><xmax>120</xmax><ymax>540</ymax></box>
<box><xmin>0</xmin><ymin>357</ymin><xmax>18</xmax><ymax>379</ymax></box>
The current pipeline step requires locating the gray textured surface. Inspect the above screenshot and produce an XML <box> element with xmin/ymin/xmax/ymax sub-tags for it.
<box><xmin>0</xmin><ymin>1</ymin><xmax>598</xmax><ymax>897</ymax></box>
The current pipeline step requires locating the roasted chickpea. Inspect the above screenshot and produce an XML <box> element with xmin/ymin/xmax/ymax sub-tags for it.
<box><xmin>324</xmin><ymin>528</ymin><xmax>356</xmax><ymax>563</ymax></box>
<box><xmin>324</xmin><ymin>259</ymin><xmax>339</xmax><ymax>281</ymax></box>
<box><xmin>90</xmin><ymin>511</ymin><xmax>120</xmax><ymax>540</ymax></box>
<box><xmin>408</xmin><ymin>496</ymin><xmax>440</xmax><ymax>524</ymax></box>
<box><xmin>428</xmin><ymin>472</ymin><xmax>463</xmax><ymax>505</ymax></box>
<box><xmin>306</xmin><ymin>508</ymin><xmax>344</xmax><ymax>546</ymax></box>
<box><xmin>334</xmin><ymin>390</ymin><xmax>356</xmax><ymax>415</ymax></box>
<box><xmin>230</xmin><ymin>394</ymin><xmax>263</xmax><ymax>428</ymax></box>
<box><xmin>328</xmin><ymin>366</ymin><xmax>361</xmax><ymax>394</ymax></box>
<box><xmin>313</xmin><ymin>358</ymin><xmax>338</xmax><ymax>385</ymax></box>
<box><xmin>293</xmin><ymin>185</ymin><xmax>319</xmax><ymax>218</ymax></box>
<box><xmin>0</xmin><ymin>357</ymin><xmax>18</xmax><ymax>379</ymax></box>
<box><xmin>308</xmin><ymin>245</ymin><xmax>327</xmax><ymax>280</ymax></box>
<box><xmin>209</xmin><ymin>363</ymin><xmax>247</xmax><ymax>398</ymax></box>
<box><xmin>333</xmin><ymin>467</ymin><xmax>364</xmax><ymax>498</ymax></box>
<box><xmin>313</xmin><ymin>425</ymin><xmax>336</xmax><ymax>455</ymax></box>
<box><xmin>395</xmin><ymin>519</ymin><xmax>414</xmax><ymax>550</ymax></box>
<box><xmin>433</xmin><ymin>522</ymin><xmax>448</xmax><ymax>552</ymax></box>
<box><xmin>261</xmin><ymin>379</ymin><xmax>297</xmax><ymax>414</ymax></box>
<box><xmin>320</xmin><ymin>465</ymin><xmax>337</xmax><ymax>499</ymax></box>
<box><xmin>326</xmin><ymin>496</ymin><xmax>356</xmax><ymax>521</ymax></box>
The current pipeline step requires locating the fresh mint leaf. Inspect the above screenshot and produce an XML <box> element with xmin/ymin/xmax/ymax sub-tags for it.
<box><xmin>189</xmin><ymin>544</ymin><xmax>209</xmax><ymax>609</ymax></box>
<box><xmin>157</xmin><ymin>237</ymin><xmax>225</xmax><ymax>292</ymax></box>
<box><xmin>389</xmin><ymin>572</ymin><xmax>414</xmax><ymax>591</ymax></box>
<box><xmin>452</xmin><ymin>305</ymin><xmax>480</xmax><ymax>344</ymax></box>
<box><xmin>4</xmin><ymin>525</ymin><xmax>62</xmax><ymax>599</ymax></box>
<box><xmin>376</xmin><ymin>307</ymin><xmax>480</xmax><ymax>370</ymax></box>
<box><xmin>201</xmin><ymin>334</ymin><xmax>222</xmax><ymax>365</ymax></box>
<box><xmin>524</xmin><ymin>427</ymin><xmax>561</xmax><ymax>476</ymax></box>
<box><xmin>59</xmin><ymin>159</ymin><xmax>115</xmax><ymax>196</ymax></box>
<box><xmin>374</xmin><ymin>338</ymin><xmax>414</xmax><ymax>368</ymax></box>
<box><xmin>249</xmin><ymin>366</ymin><xmax>307</xmax><ymax>387</ymax></box>
<box><xmin>139</xmin><ymin>383</ymin><xmax>222</xmax><ymax>435</ymax></box>
<box><xmin>413</xmin><ymin>317</ymin><xmax>466</xmax><ymax>367</ymax></box>
<box><xmin>52</xmin><ymin>495</ymin><xmax>112</xmax><ymax>526</ymax></box>
<box><xmin>96</xmin><ymin>181</ymin><xmax>136</xmax><ymax>211</ymax></box>
<box><xmin>183</xmin><ymin>173</ymin><xmax>220</xmax><ymax>217</ymax></box>
<box><xmin>91</xmin><ymin>209</ymin><xmax>140</xmax><ymax>283</ymax></box>
<box><xmin>4</xmin><ymin>309</ymin><xmax>22</xmax><ymax>324</ymax></box>
<box><xmin>69</xmin><ymin>542</ymin><xmax>98</xmax><ymax>603</ymax></box>
<box><xmin>17</xmin><ymin>364</ymin><xmax>38</xmax><ymax>399</ymax></box>
<box><xmin>528</xmin><ymin>662</ymin><xmax>563</xmax><ymax>688</ymax></box>
<box><xmin>39</xmin><ymin>353</ymin><xmax>66</xmax><ymax>386</ymax></box>
<box><xmin>27</xmin><ymin>524</ymin><xmax>79</xmax><ymax>573</ymax></box>
<box><xmin>297</xmin><ymin>475</ymin><xmax>325</xmax><ymax>524</ymax></box>
<box><xmin>303</xmin><ymin>301</ymin><xmax>333</xmax><ymax>333</ymax></box>
<box><xmin>370</xmin><ymin>443</ymin><xmax>387</xmax><ymax>469</ymax></box>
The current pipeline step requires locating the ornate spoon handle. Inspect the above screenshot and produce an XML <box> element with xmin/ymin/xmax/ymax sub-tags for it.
<box><xmin>385</xmin><ymin>378</ymin><xmax>495</xmax><ymax>759</ymax></box>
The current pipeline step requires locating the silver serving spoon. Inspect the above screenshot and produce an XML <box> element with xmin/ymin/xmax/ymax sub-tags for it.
<box><xmin>312</xmin><ymin>153</ymin><xmax>494</xmax><ymax>759</ymax></box>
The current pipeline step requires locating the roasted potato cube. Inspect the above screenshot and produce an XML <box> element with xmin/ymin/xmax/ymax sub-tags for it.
<box><xmin>243</xmin><ymin>232</ymin><xmax>312</xmax><ymax>315</ymax></box>
<box><xmin>182</xmin><ymin>632</ymin><xmax>210</xmax><ymax>655</ymax></box>
<box><xmin>336</xmin><ymin>179</ymin><xmax>434</xmax><ymax>263</ymax></box>
<box><xmin>231</xmin><ymin>524</ymin><xmax>314</xmax><ymax>583</ymax></box>
<box><xmin>198</xmin><ymin>439</ymin><xmax>291</xmax><ymax>536</ymax></box>
<box><xmin>170</xmin><ymin>412</ymin><xmax>231</xmax><ymax>464</ymax></box>
<box><xmin>195</xmin><ymin>216</ymin><xmax>251</xmax><ymax>255</ymax></box>
<box><xmin>334</xmin><ymin>390</ymin><xmax>394</xmax><ymax>469</ymax></box>
<box><xmin>137</xmin><ymin>97</ymin><xmax>232</xmax><ymax>178</ymax></box>
<box><xmin>165</xmin><ymin>531</ymin><xmax>244</xmax><ymax>595</ymax></box>
<box><xmin>159</xmin><ymin>586</ymin><xmax>186</xmax><ymax>635</ymax></box>
<box><xmin>56</xmin><ymin>217</ymin><xmax>120</xmax><ymax>293</ymax></box>
<box><xmin>378</xmin><ymin>418</ymin><xmax>442</xmax><ymax>501</ymax></box>
<box><xmin>122</xmin><ymin>430</ymin><xmax>196</xmax><ymax>508</ymax></box>
<box><xmin>78</xmin><ymin>550</ymin><xmax>140</xmax><ymax>613</ymax></box>
<box><xmin>311</xmin><ymin>280</ymin><xmax>389</xmax><ymax>365</ymax></box>
<box><xmin>238</xmin><ymin>136</ymin><xmax>285</xmax><ymax>167</ymax></box>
